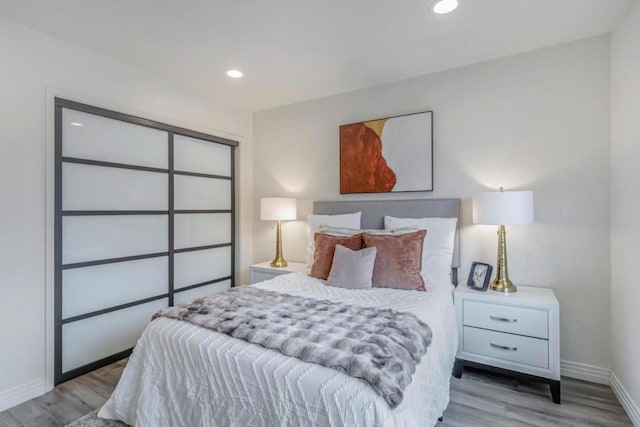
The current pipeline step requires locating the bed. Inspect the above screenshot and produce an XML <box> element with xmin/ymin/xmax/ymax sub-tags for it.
<box><xmin>98</xmin><ymin>199</ymin><xmax>460</xmax><ymax>427</ymax></box>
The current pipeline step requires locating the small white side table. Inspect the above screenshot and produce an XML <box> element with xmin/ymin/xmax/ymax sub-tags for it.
<box><xmin>249</xmin><ymin>261</ymin><xmax>308</xmax><ymax>284</ymax></box>
<box><xmin>453</xmin><ymin>285</ymin><xmax>561</xmax><ymax>403</ymax></box>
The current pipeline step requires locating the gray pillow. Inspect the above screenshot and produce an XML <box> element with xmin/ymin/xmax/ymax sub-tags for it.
<box><xmin>326</xmin><ymin>244</ymin><xmax>377</xmax><ymax>289</ymax></box>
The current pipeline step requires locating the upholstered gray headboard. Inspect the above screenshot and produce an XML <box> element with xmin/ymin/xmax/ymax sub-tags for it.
<box><xmin>313</xmin><ymin>198</ymin><xmax>461</xmax><ymax>284</ymax></box>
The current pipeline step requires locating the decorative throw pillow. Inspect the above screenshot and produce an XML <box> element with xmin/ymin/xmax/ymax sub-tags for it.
<box><xmin>309</xmin><ymin>233</ymin><xmax>363</xmax><ymax>280</ymax></box>
<box><xmin>362</xmin><ymin>230</ymin><xmax>427</xmax><ymax>291</ymax></box>
<box><xmin>384</xmin><ymin>216</ymin><xmax>457</xmax><ymax>285</ymax></box>
<box><xmin>326</xmin><ymin>245</ymin><xmax>377</xmax><ymax>289</ymax></box>
<box><xmin>306</xmin><ymin>212</ymin><xmax>361</xmax><ymax>266</ymax></box>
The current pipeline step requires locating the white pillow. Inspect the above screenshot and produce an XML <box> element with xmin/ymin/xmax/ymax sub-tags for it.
<box><xmin>326</xmin><ymin>245</ymin><xmax>377</xmax><ymax>289</ymax></box>
<box><xmin>384</xmin><ymin>216</ymin><xmax>457</xmax><ymax>284</ymax></box>
<box><xmin>307</xmin><ymin>212</ymin><xmax>361</xmax><ymax>266</ymax></box>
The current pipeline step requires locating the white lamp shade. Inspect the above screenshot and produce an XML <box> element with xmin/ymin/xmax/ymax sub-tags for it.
<box><xmin>260</xmin><ymin>197</ymin><xmax>297</xmax><ymax>221</ymax></box>
<box><xmin>473</xmin><ymin>190</ymin><xmax>534</xmax><ymax>225</ymax></box>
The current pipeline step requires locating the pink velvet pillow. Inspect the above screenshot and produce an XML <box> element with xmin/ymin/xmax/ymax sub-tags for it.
<box><xmin>362</xmin><ymin>230</ymin><xmax>427</xmax><ymax>291</ymax></box>
<box><xmin>310</xmin><ymin>233</ymin><xmax>363</xmax><ymax>280</ymax></box>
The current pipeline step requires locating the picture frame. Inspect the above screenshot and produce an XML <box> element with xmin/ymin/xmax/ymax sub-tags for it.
<box><xmin>339</xmin><ymin>111</ymin><xmax>433</xmax><ymax>194</ymax></box>
<box><xmin>467</xmin><ymin>262</ymin><xmax>493</xmax><ymax>291</ymax></box>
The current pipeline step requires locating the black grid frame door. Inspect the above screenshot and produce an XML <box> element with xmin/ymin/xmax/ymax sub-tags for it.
<box><xmin>54</xmin><ymin>98</ymin><xmax>238</xmax><ymax>384</ymax></box>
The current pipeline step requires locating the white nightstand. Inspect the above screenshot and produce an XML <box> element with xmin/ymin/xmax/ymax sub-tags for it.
<box><xmin>249</xmin><ymin>261</ymin><xmax>308</xmax><ymax>284</ymax></box>
<box><xmin>453</xmin><ymin>285</ymin><xmax>561</xmax><ymax>403</ymax></box>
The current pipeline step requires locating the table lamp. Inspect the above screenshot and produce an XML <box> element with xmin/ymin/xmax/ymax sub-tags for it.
<box><xmin>472</xmin><ymin>187</ymin><xmax>534</xmax><ymax>293</ymax></box>
<box><xmin>260</xmin><ymin>197</ymin><xmax>297</xmax><ymax>268</ymax></box>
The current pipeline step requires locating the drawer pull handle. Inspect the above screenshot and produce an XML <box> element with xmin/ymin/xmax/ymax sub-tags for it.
<box><xmin>490</xmin><ymin>315</ymin><xmax>517</xmax><ymax>323</ymax></box>
<box><xmin>490</xmin><ymin>343</ymin><xmax>518</xmax><ymax>351</ymax></box>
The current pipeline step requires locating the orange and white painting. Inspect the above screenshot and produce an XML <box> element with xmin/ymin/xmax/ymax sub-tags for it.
<box><xmin>339</xmin><ymin>111</ymin><xmax>433</xmax><ymax>194</ymax></box>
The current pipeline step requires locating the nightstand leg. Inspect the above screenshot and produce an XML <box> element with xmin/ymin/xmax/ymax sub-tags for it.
<box><xmin>549</xmin><ymin>380</ymin><xmax>561</xmax><ymax>404</ymax></box>
<box><xmin>452</xmin><ymin>358</ymin><xmax>463</xmax><ymax>379</ymax></box>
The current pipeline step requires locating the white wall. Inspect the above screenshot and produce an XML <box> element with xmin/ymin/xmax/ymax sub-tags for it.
<box><xmin>0</xmin><ymin>17</ymin><xmax>253</xmax><ymax>410</ymax></box>
<box><xmin>611</xmin><ymin>1</ymin><xmax>640</xmax><ymax>423</ymax></box>
<box><xmin>253</xmin><ymin>36</ymin><xmax>612</xmax><ymax>372</ymax></box>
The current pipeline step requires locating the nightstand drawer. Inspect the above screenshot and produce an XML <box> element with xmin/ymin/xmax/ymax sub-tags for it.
<box><xmin>463</xmin><ymin>300</ymin><xmax>548</xmax><ymax>339</ymax></box>
<box><xmin>251</xmin><ymin>270</ymin><xmax>282</xmax><ymax>284</ymax></box>
<box><xmin>250</xmin><ymin>261</ymin><xmax>308</xmax><ymax>285</ymax></box>
<box><xmin>463</xmin><ymin>326</ymin><xmax>549</xmax><ymax>369</ymax></box>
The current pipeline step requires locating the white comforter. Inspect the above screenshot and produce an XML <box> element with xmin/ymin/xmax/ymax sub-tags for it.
<box><xmin>99</xmin><ymin>273</ymin><xmax>458</xmax><ymax>427</ymax></box>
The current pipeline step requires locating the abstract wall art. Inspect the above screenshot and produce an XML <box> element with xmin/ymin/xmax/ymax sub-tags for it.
<box><xmin>339</xmin><ymin>111</ymin><xmax>433</xmax><ymax>194</ymax></box>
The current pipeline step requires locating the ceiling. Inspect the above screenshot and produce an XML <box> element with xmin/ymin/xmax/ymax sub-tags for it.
<box><xmin>0</xmin><ymin>0</ymin><xmax>632</xmax><ymax>111</ymax></box>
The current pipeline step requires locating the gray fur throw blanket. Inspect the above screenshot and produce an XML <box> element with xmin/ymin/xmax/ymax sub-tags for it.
<box><xmin>152</xmin><ymin>286</ymin><xmax>433</xmax><ymax>408</ymax></box>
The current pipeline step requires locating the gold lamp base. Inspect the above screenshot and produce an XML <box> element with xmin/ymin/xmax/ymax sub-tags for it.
<box><xmin>270</xmin><ymin>220</ymin><xmax>288</xmax><ymax>268</ymax></box>
<box><xmin>271</xmin><ymin>256</ymin><xmax>288</xmax><ymax>268</ymax></box>
<box><xmin>491</xmin><ymin>224</ymin><xmax>517</xmax><ymax>293</ymax></box>
<box><xmin>489</xmin><ymin>278</ymin><xmax>517</xmax><ymax>293</ymax></box>
<box><xmin>270</xmin><ymin>259</ymin><xmax>288</xmax><ymax>268</ymax></box>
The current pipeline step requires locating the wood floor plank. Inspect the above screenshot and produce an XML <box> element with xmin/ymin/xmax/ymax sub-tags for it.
<box><xmin>34</xmin><ymin>389</ymin><xmax>94</xmax><ymax>425</ymax></box>
<box><xmin>56</xmin><ymin>380</ymin><xmax>108</xmax><ymax>410</ymax></box>
<box><xmin>76</xmin><ymin>367</ymin><xmax>123</xmax><ymax>401</ymax></box>
<box><xmin>7</xmin><ymin>398</ymin><xmax>62</xmax><ymax>427</ymax></box>
<box><xmin>0</xmin><ymin>411</ymin><xmax>22</xmax><ymax>427</ymax></box>
<box><xmin>448</xmin><ymin>379</ymin><xmax>508</xmax><ymax>416</ymax></box>
<box><xmin>505</xmin><ymin>402</ymin><xmax>631</xmax><ymax>427</ymax></box>
<box><xmin>442</xmin><ymin>401</ymin><xmax>536</xmax><ymax>427</ymax></box>
<box><xmin>0</xmin><ymin>359</ymin><xmax>632</xmax><ymax>426</ymax></box>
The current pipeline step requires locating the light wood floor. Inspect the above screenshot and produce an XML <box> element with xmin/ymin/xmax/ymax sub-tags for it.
<box><xmin>0</xmin><ymin>359</ymin><xmax>631</xmax><ymax>426</ymax></box>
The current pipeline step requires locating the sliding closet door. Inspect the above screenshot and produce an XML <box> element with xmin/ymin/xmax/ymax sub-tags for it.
<box><xmin>172</xmin><ymin>135</ymin><xmax>234</xmax><ymax>305</ymax></box>
<box><xmin>54</xmin><ymin>98</ymin><xmax>237</xmax><ymax>384</ymax></box>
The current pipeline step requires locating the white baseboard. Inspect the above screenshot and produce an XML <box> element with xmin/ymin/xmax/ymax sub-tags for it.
<box><xmin>560</xmin><ymin>360</ymin><xmax>610</xmax><ymax>384</ymax></box>
<box><xmin>0</xmin><ymin>378</ymin><xmax>49</xmax><ymax>412</ymax></box>
<box><xmin>610</xmin><ymin>371</ymin><xmax>640</xmax><ymax>427</ymax></box>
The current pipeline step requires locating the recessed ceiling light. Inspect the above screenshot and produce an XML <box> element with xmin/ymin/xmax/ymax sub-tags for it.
<box><xmin>226</xmin><ymin>69</ymin><xmax>243</xmax><ymax>78</ymax></box>
<box><xmin>433</xmin><ymin>0</ymin><xmax>458</xmax><ymax>14</ymax></box>
<box><xmin>70</xmin><ymin>122</ymin><xmax>83</xmax><ymax>127</ymax></box>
